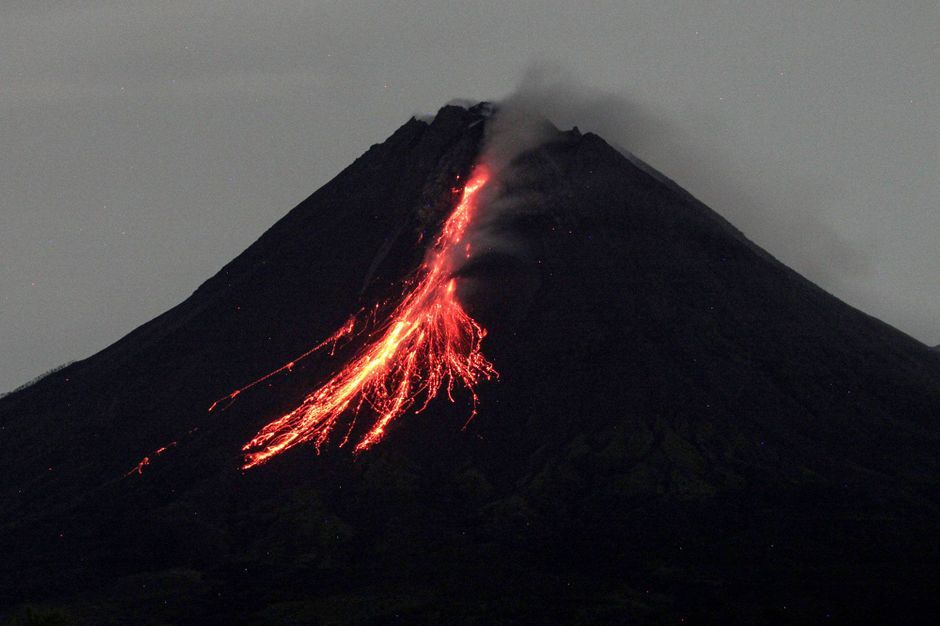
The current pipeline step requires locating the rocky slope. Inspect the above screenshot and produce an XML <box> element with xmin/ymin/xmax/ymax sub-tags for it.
<box><xmin>1</xmin><ymin>104</ymin><xmax>938</xmax><ymax>624</ymax></box>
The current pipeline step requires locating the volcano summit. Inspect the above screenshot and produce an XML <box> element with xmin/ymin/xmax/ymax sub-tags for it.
<box><xmin>1</xmin><ymin>104</ymin><xmax>938</xmax><ymax>623</ymax></box>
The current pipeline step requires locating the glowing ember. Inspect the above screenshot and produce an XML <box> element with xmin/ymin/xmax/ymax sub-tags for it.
<box><xmin>125</xmin><ymin>441</ymin><xmax>177</xmax><ymax>477</ymax></box>
<box><xmin>237</xmin><ymin>166</ymin><xmax>497</xmax><ymax>468</ymax></box>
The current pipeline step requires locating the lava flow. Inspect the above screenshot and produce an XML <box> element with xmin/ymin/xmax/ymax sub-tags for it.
<box><xmin>239</xmin><ymin>166</ymin><xmax>497</xmax><ymax>468</ymax></box>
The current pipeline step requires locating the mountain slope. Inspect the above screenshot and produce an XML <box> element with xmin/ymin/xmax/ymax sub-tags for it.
<box><xmin>1</xmin><ymin>104</ymin><xmax>938</xmax><ymax>623</ymax></box>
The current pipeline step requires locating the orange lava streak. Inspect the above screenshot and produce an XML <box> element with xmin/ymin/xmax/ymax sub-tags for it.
<box><xmin>125</xmin><ymin>441</ymin><xmax>177</xmax><ymax>477</ymax></box>
<box><xmin>208</xmin><ymin>316</ymin><xmax>357</xmax><ymax>413</ymax></box>
<box><xmin>241</xmin><ymin>167</ymin><xmax>497</xmax><ymax>468</ymax></box>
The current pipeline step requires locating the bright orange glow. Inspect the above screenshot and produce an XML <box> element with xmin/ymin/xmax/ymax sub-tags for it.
<box><xmin>239</xmin><ymin>167</ymin><xmax>497</xmax><ymax>468</ymax></box>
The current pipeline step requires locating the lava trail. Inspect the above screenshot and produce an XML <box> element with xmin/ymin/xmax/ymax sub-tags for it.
<box><xmin>240</xmin><ymin>166</ymin><xmax>497</xmax><ymax>468</ymax></box>
<box><xmin>125</xmin><ymin>441</ymin><xmax>177</xmax><ymax>477</ymax></box>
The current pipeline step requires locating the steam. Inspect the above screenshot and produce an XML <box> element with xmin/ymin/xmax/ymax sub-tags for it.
<box><xmin>459</xmin><ymin>64</ymin><xmax>648</xmax><ymax>274</ymax></box>
<box><xmin>471</xmin><ymin>63</ymin><xmax>674</xmax><ymax>248</ymax></box>
<box><xmin>469</xmin><ymin>62</ymin><xmax>878</xmax><ymax>320</ymax></box>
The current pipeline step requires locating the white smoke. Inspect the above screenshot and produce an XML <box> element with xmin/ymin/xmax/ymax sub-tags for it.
<box><xmin>472</xmin><ymin>61</ymin><xmax>878</xmax><ymax>314</ymax></box>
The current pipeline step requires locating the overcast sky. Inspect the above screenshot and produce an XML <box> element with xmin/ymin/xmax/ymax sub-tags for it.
<box><xmin>1</xmin><ymin>1</ymin><xmax>937</xmax><ymax>392</ymax></box>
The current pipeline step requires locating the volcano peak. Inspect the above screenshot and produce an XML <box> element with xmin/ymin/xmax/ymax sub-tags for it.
<box><xmin>2</xmin><ymin>104</ymin><xmax>937</xmax><ymax>622</ymax></box>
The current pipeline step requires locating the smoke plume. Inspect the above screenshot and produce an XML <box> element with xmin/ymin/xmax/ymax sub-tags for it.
<box><xmin>466</xmin><ymin>62</ymin><xmax>886</xmax><ymax>336</ymax></box>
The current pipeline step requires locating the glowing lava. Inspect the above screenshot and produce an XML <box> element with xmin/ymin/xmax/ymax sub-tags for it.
<box><xmin>238</xmin><ymin>166</ymin><xmax>497</xmax><ymax>468</ymax></box>
<box><xmin>125</xmin><ymin>441</ymin><xmax>177</xmax><ymax>477</ymax></box>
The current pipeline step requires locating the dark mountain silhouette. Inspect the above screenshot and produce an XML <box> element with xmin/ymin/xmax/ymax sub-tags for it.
<box><xmin>1</xmin><ymin>104</ymin><xmax>938</xmax><ymax>624</ymax></box>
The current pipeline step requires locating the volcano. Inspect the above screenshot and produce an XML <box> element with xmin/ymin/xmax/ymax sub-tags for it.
<box><xmin>1</xmin><ymin>104</ymin><xmax>938</xmax><ymax>624</ymax></box>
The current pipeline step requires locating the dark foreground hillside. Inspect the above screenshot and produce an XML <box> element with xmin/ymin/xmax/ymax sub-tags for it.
<box><xmin>1</xmin><ymin>104</ymin><xmax>938</xmax><ymax>624</ymax></box>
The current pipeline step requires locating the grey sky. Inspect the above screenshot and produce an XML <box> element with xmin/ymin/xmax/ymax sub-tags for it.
<box><xmin>1</xmin><ymin>1</ymin><xmax>937</xmax><ymax>392</ymax></box>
